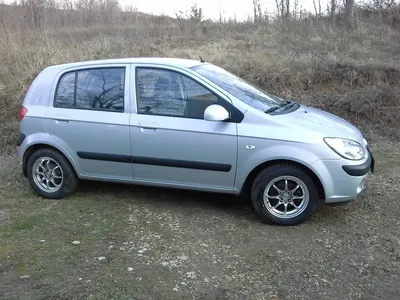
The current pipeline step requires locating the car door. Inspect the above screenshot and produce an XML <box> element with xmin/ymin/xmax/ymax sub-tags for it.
<box><xmin>45</xmin><ymin>64</ymin><xmax>133</xmax><ymax>180</ymax></box>
<box><xmin>129</xmin><ymin>65</ymin><xmax>238</xmax><ymax>193</ymax></box>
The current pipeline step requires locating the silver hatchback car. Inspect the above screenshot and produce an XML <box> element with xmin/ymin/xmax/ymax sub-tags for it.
<box><xmin>17</xmin><ymin>58</ymin><xmax>374</xmax><ymax>225</ymax></box>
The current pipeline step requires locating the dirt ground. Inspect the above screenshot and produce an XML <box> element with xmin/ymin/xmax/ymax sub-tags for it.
<box><xmin>0</xmin><ymin>142</ymin><xmax>399</xmax><ymax>300</ymax></box>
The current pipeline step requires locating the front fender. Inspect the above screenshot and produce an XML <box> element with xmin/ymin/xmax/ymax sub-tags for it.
<box><xmin>234</xmin><ymin>141</ymin><xmax>338</xmax><ymax>194</ymax></box>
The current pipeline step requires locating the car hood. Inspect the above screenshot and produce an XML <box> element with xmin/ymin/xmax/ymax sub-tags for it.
<box><xmin>286</xmin><ymin>105</ymin><xmax>364</xmax><ymax>142</ymax></box>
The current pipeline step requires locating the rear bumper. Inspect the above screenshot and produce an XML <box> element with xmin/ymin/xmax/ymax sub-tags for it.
<box><xmin>312</xmin><ymin>151</ymin><xmax>373</xmax><ymax>204</ymax></box>
<box><xmin>16</xmin><ymin>134</ymin><xmax>26</xmax><ymax>175</ymax></box>
<box><xmin>16</xmin><ymin>133</ymin><xmax>26</xmax><ymax>147</ymax></box>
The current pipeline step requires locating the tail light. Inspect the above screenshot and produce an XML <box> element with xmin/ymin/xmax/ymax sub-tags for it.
<box><xmin>19</xmin><ymin>106</ymin><xmax>28</xmax><ymax>121</ymax></box>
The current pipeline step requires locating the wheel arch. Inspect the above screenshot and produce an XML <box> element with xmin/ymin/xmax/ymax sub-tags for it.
<box><xmin>22</xmin><ymin>143</ymin><xmax>78</xmax><ymax>178</ymax></box>
<box><xmin>240</xmin><ymin>159</ymin><xmax>326</xmax><ymax>201</ymax></box>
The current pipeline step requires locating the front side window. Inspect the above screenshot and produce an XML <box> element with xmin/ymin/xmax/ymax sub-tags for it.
<box><xmin>136</xmin><ymin>68</ymin><xmax>219</xmax><ymax>119</ymax></box>
<box><xmin>54</xmin><ymin>67</ymin><xmax>125</xmax><ymax>112</ymax></box>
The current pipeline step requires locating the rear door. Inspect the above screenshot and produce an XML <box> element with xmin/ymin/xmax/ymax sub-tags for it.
<box><xmin>45</xmin><ymin>64</ymin><xmax>133</xmax><ymax>180</ymax></box>
<box><xmin>129</xmin><ymin>65</ymin><xmax>238</xmax><ymax>193</ymax></box>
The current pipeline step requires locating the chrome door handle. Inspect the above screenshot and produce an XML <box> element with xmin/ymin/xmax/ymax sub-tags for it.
<box><xmin>55</xmin><ymin>119</ymin><xmax>69</xmax><ymax>124</ymax></box>
<box><xmin>139</xmin><ymin>122</ymin><xmax>158</xmax><ymax>132</ymax></box>
<box><xmin>54</xmin><ymin>114</ymin><xmax>70</xmax><ymax>124</ymax></box>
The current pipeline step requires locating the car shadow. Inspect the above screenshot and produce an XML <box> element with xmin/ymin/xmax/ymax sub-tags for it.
<box><xmin>76</xmin><ymin>180</ymin><xmax>358</xmax><ymax>227</ymax></box>
<box><xmin>77</xmin><ymin>179</ymin><xmax>259</xmax><ymax>221</ymax></box>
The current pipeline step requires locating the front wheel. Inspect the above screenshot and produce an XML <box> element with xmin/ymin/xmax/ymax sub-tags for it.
<box><xmin>251</xmin><ymin>164</ymin><xmax>320</xmax><ymax>226</ymax></box>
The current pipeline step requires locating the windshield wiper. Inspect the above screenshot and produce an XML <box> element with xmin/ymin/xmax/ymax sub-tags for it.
<box><xmin>264</xmin><ymin>106</ymin><xmax>281</xmax><ymax>113</ymax></box>
<box><xmin>265</xmin><ymin>101</ymin><xmax>293</xmax><ymax>114</ymax></box>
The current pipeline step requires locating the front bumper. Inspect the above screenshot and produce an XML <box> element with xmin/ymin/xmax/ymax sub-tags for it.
<box><xmin>342</xmin><ymin>147</ymin><xmax>375</xmax><ymax>176</ymax></box>
<box><xmin>311</xmin><ymin>149</ymin><xmax>374</xmax><ymax>204</ymax></box>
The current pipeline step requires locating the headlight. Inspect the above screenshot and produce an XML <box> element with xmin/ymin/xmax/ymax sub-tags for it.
<box><xmin>324</xmin><ymin>138</ymin><xmax>365</xmax><ymax>160</ymax></box>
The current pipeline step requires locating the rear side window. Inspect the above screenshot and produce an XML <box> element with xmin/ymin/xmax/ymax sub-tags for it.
<box><xmin>54</xmin><ymin>68</ymin><xmax>125</xmax><ymax>112</ymax></box>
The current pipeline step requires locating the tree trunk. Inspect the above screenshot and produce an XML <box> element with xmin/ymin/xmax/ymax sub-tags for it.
<box><xmin>344</xmin><ymin>0</ymin><xmax>354</xmax><ymax>28</ymax></box>
<box><xmin>253</xmin><ymin>0</ymin><xmax>257</xmax><ymax>23</ymax></box>
<box><xmin>285</xmin><ymin>0</ymin><xmax>290</xmax><ymax>20</ymax></box>
<box><xmin>313</xmin><ymin>0</ymin><xmax>318</xmax><ymax>16</ymax></box>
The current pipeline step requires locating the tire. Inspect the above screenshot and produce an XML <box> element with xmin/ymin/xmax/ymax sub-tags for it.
<box><xmin>251</xmin><ymin>164</ymin><xmax>320</xmax><ymax>226</ymax></box>
<box><xmin>26</xmin><ymin>148</ymin><xmax>78</xmax><ymax>199</ymax></box>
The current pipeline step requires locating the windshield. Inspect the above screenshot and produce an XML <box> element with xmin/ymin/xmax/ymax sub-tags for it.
<box><xmin>191</xmin><ymin>64</ymin><xmax>285</xmax><ymax>111</ymax></box>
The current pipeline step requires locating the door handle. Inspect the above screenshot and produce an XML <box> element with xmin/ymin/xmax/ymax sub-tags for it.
<box><xmin>139</xmin><ymin>122</ymin><xmax>158</xmax><ymax>132</ymax></box>
<box><xmin>54</xmin><ymin>114</ymin><xmax>70</xmax><ymax>124</ymax></box>
<box><xmin>55</xmin><ymin>119</ymin><xmax>69</xmax><ymax>124</ymax></box>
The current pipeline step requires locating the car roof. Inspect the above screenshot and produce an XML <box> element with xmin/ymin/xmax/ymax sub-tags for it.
<box><xmin>46</xmin><ymin>57</ymin><xmax>205</xmax><ymax>71</ymax></box>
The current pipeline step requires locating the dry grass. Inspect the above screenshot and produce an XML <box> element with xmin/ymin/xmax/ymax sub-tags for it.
<box><xmin>1</xmin><ymin>144</ymin><xmax>400</xmax><ymax>299</ymax></box>
<box><xmin>1</xmin><ymin>6</ymin><xmax>400</xmax><ymax>298</ymax></box>
<box><xmin>1</xmin><ymin>4</ymin><xmax>400</xmax><ymax>153</ymax></box>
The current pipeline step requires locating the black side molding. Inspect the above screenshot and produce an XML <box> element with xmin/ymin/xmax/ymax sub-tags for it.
<box><xmin>16</xmin><ymin>133</ymin><xmax>26</xmax><ymax>146</ymax></box>
<box><xmin>77</xmin><ymin>152</ymin><xmax>131</xmax><ymax>163</ymax></box>
<box><xmin>77</xmin><ymin>152</ymin><xmax>231</xmax><ymax>172</ymax></box>
<box><xmin>131</xmin><ymin>156</ymin><xmax>231</xmax><ymax>172</ymax></box>
<box><xmin>342</xmin><ymin>154</ymin><xmax>371</xmax><ymax>176</ymax></box>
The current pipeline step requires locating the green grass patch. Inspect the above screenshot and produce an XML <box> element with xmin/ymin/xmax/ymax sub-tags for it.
<box><xmin>12</xmin><ymin>216</ymin><xmax>42</xmax><ymax>230</ymax></box>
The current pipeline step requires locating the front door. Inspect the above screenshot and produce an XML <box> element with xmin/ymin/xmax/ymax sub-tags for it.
<box><xmin>129</xmin><ymin>66</ymin><xmax>237</xmax><ymax>192</ymax></box>
<box><xmin>45</xmin><ymin>65</ymin><xmax>133</xmax><ymax>181</ymax></box>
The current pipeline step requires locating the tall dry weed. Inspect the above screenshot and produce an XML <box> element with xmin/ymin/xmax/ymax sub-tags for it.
<box><xmin>0</xmin><ymin>4</ymin><xmax>400</xmax><ymax>153</ymax></box>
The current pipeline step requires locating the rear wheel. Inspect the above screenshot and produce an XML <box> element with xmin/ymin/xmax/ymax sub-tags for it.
<box><xmin>27</xmin><ymin>149</ymin><xmax>78</xmax><ymax>199</ymax></box>
<box><xmin>251</xmin><ymin>164</ymin><xmax>320</xmax><ymax>225</ymax></box>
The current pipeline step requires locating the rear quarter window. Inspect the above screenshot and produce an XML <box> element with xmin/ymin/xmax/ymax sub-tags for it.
<box><xmin>54</xmin><ymin>72</ymin><xmax>75</xmax><ymax>108</ymax></box>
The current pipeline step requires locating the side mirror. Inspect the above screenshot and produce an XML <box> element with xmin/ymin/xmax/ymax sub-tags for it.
<box><xmin>204</xmin><ymin>104</ymin><xmax>230</xmax><ymax>121</ymax></box>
